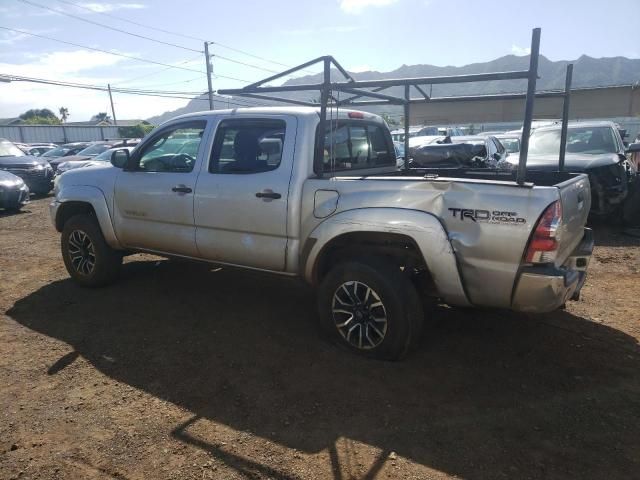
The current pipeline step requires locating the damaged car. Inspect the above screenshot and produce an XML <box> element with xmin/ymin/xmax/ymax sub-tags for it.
<box><xmin>409</xmin><ymin>135</ymin><xmax>509</xmax><ymax>169</ymax></box>
<box><xmin>514</xmin><ymin>121</ymin><xmax>639</xmax><ymax>220</ymax></box>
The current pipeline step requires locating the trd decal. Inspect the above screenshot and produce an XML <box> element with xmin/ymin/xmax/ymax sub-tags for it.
<box><xmin>449</xmin><ymin>208</ymin><xmax>526</xmax><ymax>225</ymax></box>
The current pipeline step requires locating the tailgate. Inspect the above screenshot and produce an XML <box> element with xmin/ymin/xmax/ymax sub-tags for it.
<box><xmin>556</xmin><ymin>173</ymin><xmax>591</xmax><ymax>265</ymax></box>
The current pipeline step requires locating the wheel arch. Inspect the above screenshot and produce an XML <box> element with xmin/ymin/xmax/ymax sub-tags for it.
<box><xmin>303</xmin><ymin>208</ymin><xmax>471</xmax><ymax>307</ymax></box>
<box><xmin>53</xmin><ymin>185</ymin><xmax>122</xmax><ymax>249</ymax></box>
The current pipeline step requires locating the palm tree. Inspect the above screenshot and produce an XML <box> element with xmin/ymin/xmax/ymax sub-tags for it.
<box><xmin>59</xmin><ymin>107</ymin><xmax>69</xmax><ymax>123</ymax></box>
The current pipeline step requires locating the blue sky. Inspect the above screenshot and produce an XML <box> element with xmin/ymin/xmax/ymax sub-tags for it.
<box><xmin>1</xmin><ymin>0</ymin><xmax>639</xmax><ymax>120</ymax></box>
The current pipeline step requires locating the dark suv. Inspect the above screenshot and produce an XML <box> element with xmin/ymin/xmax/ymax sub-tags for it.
<box><xmin>0</xmin><ymin>138</ymin><xmax>54</xmax><ymax>195</ymax></box>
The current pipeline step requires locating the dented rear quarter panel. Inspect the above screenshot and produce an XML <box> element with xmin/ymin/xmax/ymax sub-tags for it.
<box><xmin>301</xmin><ymin>175</ymin><xmax>588</xmax><ymax>309</ymax></box>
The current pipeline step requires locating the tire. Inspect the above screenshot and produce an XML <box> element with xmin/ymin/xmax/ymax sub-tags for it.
<box><xmin>317</xmin><ymin>259</ymin><xmax>424</xmax><ymax>361</ymax></box>
<box><xmin>61</xmin><ymin>213</ymin><xmax>122</xmax><ymax>287</ymax></box>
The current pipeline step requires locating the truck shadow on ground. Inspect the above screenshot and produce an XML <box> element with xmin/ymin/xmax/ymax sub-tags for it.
<box><xmin>7</xmin><ymin>259</ymin><xmax>640</xmax><ymax>479</ymax></box>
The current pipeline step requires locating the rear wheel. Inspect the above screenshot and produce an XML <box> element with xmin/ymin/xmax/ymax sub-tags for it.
<box><xmin>61</xmin><ymin>214</ymin><xmax>122</xmax><ymax>287</ymax></box>
<box><xmin>317</xmin><ymin>259</ymin><xmax>424</xmax><ymax>360</ymax></box>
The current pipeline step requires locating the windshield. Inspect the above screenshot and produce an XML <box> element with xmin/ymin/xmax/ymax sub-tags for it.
<box><xmin>499</xmin><ymin>138</ymin><xmax>520</xmax><ymax>153</ymax></box>
<box><xmin>0</xmin><ymin>140</ymin><xmax>25</xmax><ymax>157</ymax></box>
<box><xmin>43</xmin><ymin>146</ymin><xmax>70</xmax><ymax>157</ymax></box>
<box><xmin>94</xmin><ymin>149</ymin><xmax>116</xmax><ymax>161</ymax></box>
<box><xmin>77</xmin><ymin>143</ymin><xmax>110</xmax><ymax>156</ymax></box>
<box><xmin>529</xmin><ymin>126</ymin><xmax>618</xmax><ymax>155</ymax></box>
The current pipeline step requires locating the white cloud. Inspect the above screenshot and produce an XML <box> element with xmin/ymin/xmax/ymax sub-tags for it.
<box><xmin>77</xmin><ymin>3</ymin><xmax>147</xmax><ymax>13</ymax></box>
<box><xmin>2</xmin><ymin>50</ymin><xmax>126</xmax><ymax>77</ymax></box>
<box><xmin>339</xmin><ymin>0</ymin><xmax>398</xmax><ymax>14</ymax></box>
<box><xmin>511</xmin><ymin>45</ymin><xmax>531</xmax><ymax>56</ymax></box>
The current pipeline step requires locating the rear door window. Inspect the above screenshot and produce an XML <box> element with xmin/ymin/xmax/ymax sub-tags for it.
<box><xmin>210</xmin><ymin>119</ymin><xmax>285</xmax><ymax>174</ymax></box>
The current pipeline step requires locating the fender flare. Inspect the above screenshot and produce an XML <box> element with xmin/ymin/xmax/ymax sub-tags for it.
<box><xmin>53</xmin><ymin>185</ymin><xmax>122</xmax><ymax>249</ymax></box>
<box><xmin>303</xmin><ymin>208</ymin><xmax>470</xmax><ymax>307</ymax></box>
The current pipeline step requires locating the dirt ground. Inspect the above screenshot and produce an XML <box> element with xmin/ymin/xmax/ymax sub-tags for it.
<box><xmin>1</xmin><ymin>196</ymin><xmax>639</xmax><ymax>480</ymax></box>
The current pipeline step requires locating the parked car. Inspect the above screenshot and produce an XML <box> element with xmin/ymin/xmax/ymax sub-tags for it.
<box><xmin>51</xmin><ymin>107</ymin><xmax>593</xmax><ymax>360</ymax></box>
<box><xmin>56</xmin><ymin>146</ymin><xmax>137</xmax><ymax>175</ymax></box>
<box><xmin>49</xmin><ymin>139</ymin><xmax>140</xmax><ymax>173</ymax></box>
<box><xmin>408</xmin><ymin>135</ymin><xmax>445</xmax><ymax>149</ymax></box>
<box><xmin>0</xmin><ymin>138</ymin><xmax>54</xmax><ymax>195</ymax></box>
<box><xmin>390</xmin><ymin>126</ymin><xmax>422</xmax><ymax>142</ymax></box>
<box><xmin>409</xmin><ymin>135</ymin><xmax>509</xmax><ymax>168</ymax></box>
<box><xmin>415</xmin><ymin>125</ymin><xmax>464</xmax><ymax>137</ymax></box>
<box><xmin>494</xmin><ymin>134</ymin><xmax>521</xmax><ymax>154</ymax></box>
<box><xmin>26</xmin><ymin>143</ymin><xmax>57</xmax><ymax>157</ymax></box>
<box><xmin>13</xmin><ymin>142</ymin><xmax>31</xmax><ymax>154</ymax></box>
<box><xmin>0</xmin><ymin>169</ymin><xmax>29</xmax><ymax>211</ymax></box>
<box><xmin>393</xmin><ymin>141</ymin><xmax>405</xmax><ymax>169</ymax></box>
<box><xmin>480</xmin><ymin>131</ymin><xmax>506</xmax><ymax>136</ymax></box>
<box><xmin>507</xmin><ymin>121</ymin><xmax>640</xmax><ymax>220</ymax></box>
<box><xmin>42</xmin><ymin>142</ymin><xmax>92</xmax><ymax>164</ymax></box>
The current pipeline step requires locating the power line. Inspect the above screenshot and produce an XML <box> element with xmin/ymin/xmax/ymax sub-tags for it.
<box><xmin>0</xmin><ymin>27</ymin><xmax>255</xmax><ymax>86</ymax></box>
<box><xmin>0</xmin><ymin>26</ymin><xmax>208</xmax><ymax>75</ymax></box>
<box><xmin>52</xmin><ymin>0</ymin><xmax>316</xmax><ymax>74</ymax></box>
<box><xmin>142</xmin><ymin>76</ymin><xmax>206</xmax><ymax>88</ymax></box>
<box><xmin>0</xmin><ymin>73</ymin><xmax>271</xmax><ymax>108</ymax></box>
<box><xmin>213</xmin><ymin>53</ymin><xmax>281</xmax><ymax>74</ymax></box>
<box><xmin>18</xmin><ymin>0</ymin><xmax>202</xmax><ymax>53</ymax></box>
<box><xmin>112</xmin><ymin>55</ymin><xmax>203</xmax><ymax>86</ymax></box>
<box><xmin>53</xmin><ymin>0</ymin><xmax>211</xmax><ymax>43</ymax></box>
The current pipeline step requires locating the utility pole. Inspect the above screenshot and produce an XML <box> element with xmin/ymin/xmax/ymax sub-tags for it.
<box><xmin>107</xmin><ymin>83</ymin><xmax>117</xmax><ymax>126</ymax></box>
<box><xmin>204</xmin><ymin>42</ymin><xmax>214</xmax><ymax>110</ymax></box>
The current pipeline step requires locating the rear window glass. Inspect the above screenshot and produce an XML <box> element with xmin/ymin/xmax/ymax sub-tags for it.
<box><xmin>322</xmin><ymin>122</ymin><xmax>394</xmax><ymax>173</ymax></box>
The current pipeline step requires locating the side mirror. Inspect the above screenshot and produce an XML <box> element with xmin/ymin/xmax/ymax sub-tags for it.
<box><xmin>111</xmin><ymin>149</ymin><xmax>130</xmax><ymax>168</ymax></box>
<box><xmin>492</xmin><ymin>152</ymin><xmax>501</xmax><ymax>161</ymax></box>
<box><xmin>626</xmin><ymin>143</ymin><xmax>640</xmax><ymax>154</ymax></box>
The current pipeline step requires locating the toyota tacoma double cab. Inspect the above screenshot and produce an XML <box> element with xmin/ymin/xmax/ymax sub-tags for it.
<box><xmin>51</xmin><ymin>107</ymin><xmax>594</xmax><ymax>360</ymax></box>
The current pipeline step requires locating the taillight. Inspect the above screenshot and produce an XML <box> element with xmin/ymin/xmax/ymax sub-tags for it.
<box><xmin>525</xmin><ymin>200</ymin><xmax>562</xmax><ymax>264</ymax></box>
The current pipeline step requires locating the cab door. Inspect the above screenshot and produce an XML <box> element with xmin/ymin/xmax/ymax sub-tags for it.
<box><xmin>194</xmin><ymin>115</ymin><xmax>296</xmax><ymax>271</ymax></box>
<box><xmin>112</xmin><ymin>120</ymin><xmax>209</xmax><ymax>257</ymax></box>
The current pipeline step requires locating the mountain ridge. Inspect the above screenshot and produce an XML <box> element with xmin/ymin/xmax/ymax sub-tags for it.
<box><xmin>147</xmin><ymin>54</ymin><xmax>640</xmax><ymax>125</ymax></box>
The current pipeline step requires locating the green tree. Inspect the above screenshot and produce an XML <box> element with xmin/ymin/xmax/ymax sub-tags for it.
<box><xmin>19</xmin><ymin>108</ymin><xmax>60</xmax><ymax>124</ymax></box>
<box><xmin>59</xmin><ymin>107</ymin><xmax>69</xmax><ymax>123</ymax></box>
<box><xmin>118</xmin><ymin>123</ymin><xmax>154</xmax><ymax>138</ymax></box>
<box><xmin>92</xmin><ymin>112</ymin><xmax>111</xmax><ymax>123</ymax></box>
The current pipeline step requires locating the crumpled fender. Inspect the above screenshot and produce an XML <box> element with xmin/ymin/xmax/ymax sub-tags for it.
<box><xmin>52</xmin><ymin>185</ymin><xmax>122</xmax><ymax>249</ymax></box>
<box><xmin>303</xmin><ymin>207</ymin><xmax>470</xmax><ymax>307</ymax></box>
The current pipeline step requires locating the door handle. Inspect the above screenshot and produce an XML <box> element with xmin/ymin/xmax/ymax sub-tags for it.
<box><xmin>255</xmin><ymin>191</ymin><xmax>281</xmax><ymax>199</ymax></box>
<box><xmin>172</xmin><ymin>185</ymin><xmax>192</xmax><ymax>194</ymax></box>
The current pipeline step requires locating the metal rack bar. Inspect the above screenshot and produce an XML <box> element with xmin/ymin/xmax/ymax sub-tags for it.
<box><xmin>216</xmin><ymin>28</ymin><xmax>573</xmax><ymax>183</ymax></box>
<box><xmin>516</xmin><ymin>28</ymin><xmax>541</xmax><ymax>185</ymax></box>
<box><xmin>558</xmin><ymin>64</ymin><xmax>574</xmax><ymax>172</ymax></box>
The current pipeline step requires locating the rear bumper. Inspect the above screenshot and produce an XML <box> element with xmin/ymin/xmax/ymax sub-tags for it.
<box><xmin>512</xmin><ymin>228</ymin><xmax>594</xmax><ymax>313</ymax></box>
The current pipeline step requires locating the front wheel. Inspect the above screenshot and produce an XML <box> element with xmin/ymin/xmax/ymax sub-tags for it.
<box><xmin>61</xmin><ymin>214</ymin><xmax>122</xmax><ymax>287</ymax></box>
<box><xmin>317</xmin><ymin>259</ymin><xmax>424</xmax><ymax>360</ymax></box>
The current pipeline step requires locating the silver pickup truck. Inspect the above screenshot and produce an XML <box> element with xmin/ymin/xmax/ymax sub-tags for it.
<box><xmin>50</xmin><ymin>107</ymin><xmax>593</xmax><ymax>359</ymax></box>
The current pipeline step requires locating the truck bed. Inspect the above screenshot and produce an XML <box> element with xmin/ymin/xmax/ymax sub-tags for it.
<box><xmin>392</xmin><ymin>167</ymin><xmax>579</xmax><ymax>187</ymax></box>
